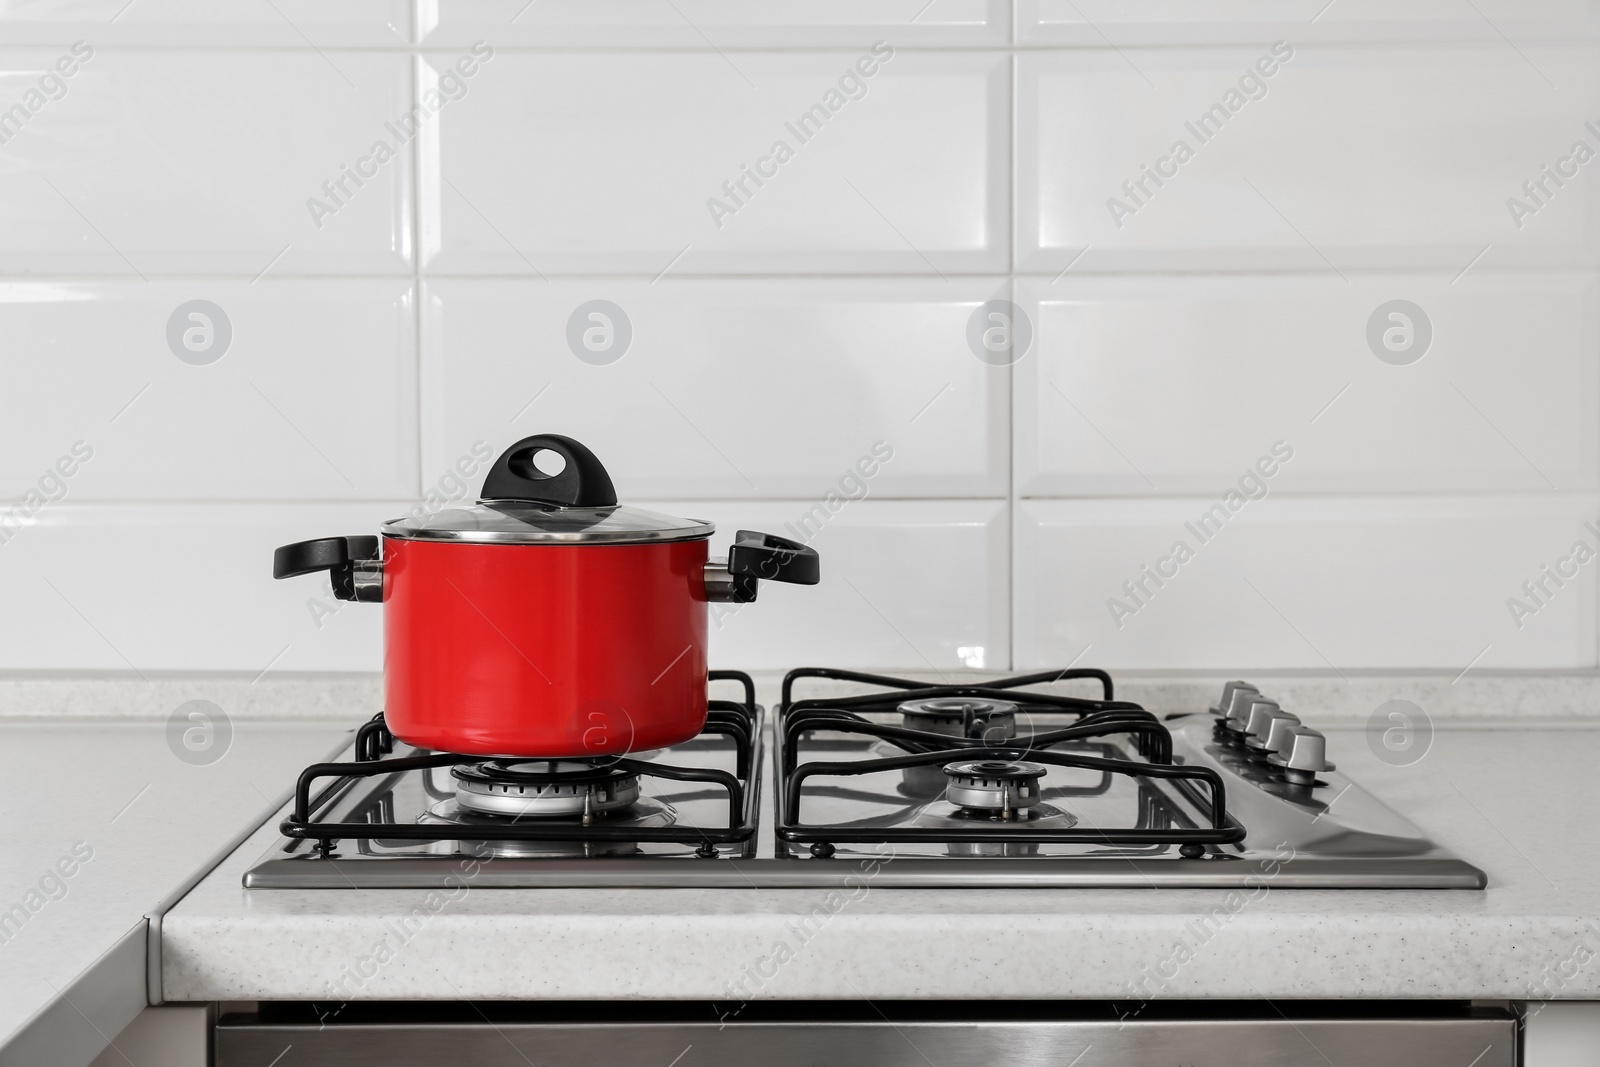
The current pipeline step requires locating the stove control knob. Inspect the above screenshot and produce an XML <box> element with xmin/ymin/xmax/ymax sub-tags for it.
<box><xmin>1222</xmin><ymin>685</ymin><xmax>1263</xmax><ymax>732</ymax></box>
<box><xmin>1267</xmin><ymin>727</ymin><xmax>1336</xmax><ymax>785</ymax></box>
<box><xmin>1214</xmin><ymin>680</ymin><xmax>1255</xmax><ymax>715</ymax></box>
<box><xmin>1242</xmin><ymin>699</ymin><xmax>1283</xmax><ymax>742</ymax></box>
<box><xmin>1259</xmin><ymin>712</ymin><xmax>1303</xmax><ymax>758</ymax></box>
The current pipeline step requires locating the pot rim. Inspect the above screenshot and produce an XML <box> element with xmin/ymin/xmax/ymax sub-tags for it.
<box><xmin>380</xmin><ymin>501</ymin><xmax>717</xmax><ymax>546</ymax></box>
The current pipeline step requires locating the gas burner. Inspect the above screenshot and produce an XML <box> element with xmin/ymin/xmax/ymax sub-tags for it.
<box><xmin>419</xmin><ymin>800</ymin><xmax>674</xmax><ymax>859</ymax></box>
<box><xmin>899</xmin><ymin>697</ymin><xmax>1018</xmax><ymax>741</ymax></box>
<box><xmin>943</xmin><ymin>759</ymin><xmax>1047</xmax><ymax>812</ymax></box>
<box><xmin>451</xmin><ymin>760</ymin><xmax>641</xmax><ymax>818</ymax></box>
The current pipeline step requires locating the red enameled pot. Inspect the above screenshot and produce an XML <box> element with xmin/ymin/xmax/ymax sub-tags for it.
<box><xmin>272</xmin><ymin>434</ymin><xmax>819</xmax><ymax>757</ymax></box>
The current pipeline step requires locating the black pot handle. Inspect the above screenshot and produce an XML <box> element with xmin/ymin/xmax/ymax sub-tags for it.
<box><xmin>480</xmin><ymin>434</ymin><xmax>618</xmax><ymax>507</ymax></box>
<box><xmin>729</xmin><ymin>530</ymin><xmax>821</xmax><ymax>587</ymax></box>
<box><xmin>273</xmin><ymin>536</ymin><xmax>382</xmax><ymax>602</ymax></box>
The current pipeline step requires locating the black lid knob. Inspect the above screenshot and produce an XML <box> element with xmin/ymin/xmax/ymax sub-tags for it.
<box><xmin>479</xmin><ymin>434</ymin><xmax>618</xmax><ymax>508</ymax></box>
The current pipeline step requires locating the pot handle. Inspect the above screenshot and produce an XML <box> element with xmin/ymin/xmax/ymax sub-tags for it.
<box><xmin>480</xmin><ymin>434</ymin><xmax>618</xmax><ymax>507</ymax></box>
<box><xmin>273</xmin><ymin>535</ymin><xmax>383</xmax><ymax>603</ymax></box>
<box><xmin>706</xmin><ymin>530</ymin><xmax>820</xmax><ymax>603</ymax></box>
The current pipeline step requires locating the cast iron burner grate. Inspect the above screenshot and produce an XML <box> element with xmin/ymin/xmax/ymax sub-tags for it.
<box><xmin>278</xmin><ymin>671</ymin><xmax>761</xmax><ymax>859</ymax></box>
<box><xmin>774</xmin><ymin>668</ymin><xmax>1245</xmax><ymax>858</ymax></box>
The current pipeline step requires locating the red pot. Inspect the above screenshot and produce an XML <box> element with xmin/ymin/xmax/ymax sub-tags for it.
<box><xmin>272</xmin><ymin>434</ymin><xmax>818</xmax><ymax>757</ymax></box>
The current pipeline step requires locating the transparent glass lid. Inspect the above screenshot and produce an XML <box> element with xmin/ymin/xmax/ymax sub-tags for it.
<box><xmin>381</xmin><ymin>501</ymin><xmax>715</xmax><ymax>545</ymax></box>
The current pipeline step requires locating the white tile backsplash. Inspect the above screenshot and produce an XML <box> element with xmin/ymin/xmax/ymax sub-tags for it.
<box><xmin>422</xmin><ymin>50</ymin><xmax>1008</xmax><ymax>274</ymax></box>
<box><xmin>0</xmin><ymin>280</ymin><xmax>418</xmax><ymax>500</ymax></box>
<box><xmin>1016</xmin><ymin>0</ymin><xmax>1600</xmax><ymax>45</ymax></box>
<box><xmin>0</xmin><ymin>16</ymin><xmax>1591</xmax><ymax>679</ymax></box>
<box><xmin>676</xmin><ymin>499</ymin><xmax>1009</xmax><ymax>671</ymax></box>
<box><xmin>1015</xmin><ymin>496</ymin><xmax>1600</xmax><ymax>671</ymax></box>
<box><xmin>0</xmin><ymin>1</ymin><xmax>411</xmax><ymax>46</ymax></box>
<box><xmin>1016</xmin><ymin>273</ymin><xmax>1600</xmax><ymax>495</ymax></box>
<box><xmin>421</xmin><ymin>277</ymin><xmax>1008</xmax><ymax>499</ymax></box>
<box><xmin>421</xmin><ymin>0</ymin><xmax>1008</xmax><ymax>47</ymax></box>
<box><xmin>1018</xmin><ymin>46</ymin><xmax>1600</xmax><ymax>273</ymax></box>
<box><xmin>0</xmin><ymin>48</ymin><xmax>413</xmax><ymax>275</ymax></box>
<box><xmin>0</xmin><ymin>503</ymin><xmax>394</xmax><ymax>672</ymax></box>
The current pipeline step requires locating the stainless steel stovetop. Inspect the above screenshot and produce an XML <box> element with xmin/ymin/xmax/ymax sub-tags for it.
<box><xmin>243</xmin><ymin>669</ymin><xmax>1485</xmax><ymax>890</ymax></box>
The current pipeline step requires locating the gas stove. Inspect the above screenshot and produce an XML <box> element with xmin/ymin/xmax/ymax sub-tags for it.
<box><xmin>242</xmin><ymin>668</ymin><xmax>1485</xmax><ymax>889</ymax></box>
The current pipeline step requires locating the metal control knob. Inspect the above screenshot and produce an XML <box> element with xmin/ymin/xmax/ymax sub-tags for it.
<box><xmin>1259</xmin><ymin>712</ymin><xmax>1304</xmax><ymax>759</ymax></box>
<box><xmin>1222</xmin><ymin>686</ymin><xmax>1264</xmax><ymax>733</ymax></box>
<box><xmin>1266</xmin><ymin>727</ymin><xmax>1336</xmax><ymax>785</ymax></box>
<box><xmin>1242</xmin><ymin>699</ymin><xmax>1283</xmax><ymax>743</ymax></box>
<box><xmin>1214</xmin><ymin>680</ymin><xmax>1255</xmax><ymax>716</ymax></box>
<box><xmin>1247</xmin><ymin>709</ymin><xmax>1299</xmax><ymax>756</ymax></box>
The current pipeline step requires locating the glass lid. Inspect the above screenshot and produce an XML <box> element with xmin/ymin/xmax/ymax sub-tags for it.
<box><xmin>382</xmin><ymin>501</ymin><xmax>714</xmax><ymax>545</ymax></box>
<box><xmin>381</xmin><ymin>434</ymin><xmax>714</xmax><ymax>545</ymax></box>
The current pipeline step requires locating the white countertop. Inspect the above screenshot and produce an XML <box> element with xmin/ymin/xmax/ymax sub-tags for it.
<box><xmin>0</xmin><ymin>720</ymin><xmax>352</xmax><ymax>1066</ymax></box>
<box><xmin>162</xmin><ymin>720</ymin><xmax>1600</xmax><ymax>1004</ymax></box>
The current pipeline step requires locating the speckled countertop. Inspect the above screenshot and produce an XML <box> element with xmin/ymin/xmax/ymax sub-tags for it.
<box><xmin>163</xmin><ymin>721</ymin><xmax>1600</xmax><ymax>1004</ymax></box>
<box><xmin>0</xmin><ymin>720</ymin><xmax>351</xmax><ymax>1065</ymax></box>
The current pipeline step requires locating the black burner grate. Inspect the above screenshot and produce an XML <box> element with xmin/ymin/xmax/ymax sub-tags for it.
<box><xmin>279</xmin><ymin>671</ymin><xmax>761</xmax><ymax>859</ymax></box>
<box><xmin>774</xmin><ymin>668</ymin><xmax>1246</xmax><ymax>857</ymax></box>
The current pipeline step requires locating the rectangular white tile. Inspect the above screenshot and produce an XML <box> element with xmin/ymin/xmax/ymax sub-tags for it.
<box><xmin>421</xmin><ymin>278</ymin><xmax>1008</xmax><ymax>499</ymax></box>
<box><xmin>1018</xmin><ymin>46</ymin><xmax>1600</xmax><ymax>272</ymax></box>
<box><xmin>422</xmin><ymin>0</ymin><xmax>1008</xmax><ymax>47</ymax></box>
<box><xmin>0</xmin><ymin>504</ymin><xmax>395</xmax><ymax>672</ymax></box>
<box><xmin>0</xmin><ymin>1</ymin><xmax>410</xmax><ymax>46</ymax></box>
<box><xmin>1015</xmin><ymin>273</ymin><xmax>1600</xmax><ymax>495</ymax></box>
<box><xmin>1015</xmin><ymin>496</ymin><xmax>1600</xmax><ymax>671</ymax></box>
<box><xmin>1017</xmin><ymin>0</ymin><xmax>1600</xmax><ymax>45</ymax></box>
<box><xmin>655</xmin><ymin>499</ymin><xmax>1009</xmax><ymax>672</ymax></box>
<box><xmin>0</xmin><ymin>280</ymin><xmax>417</xmax><ymax>499</ymax></box>
<box><xmin>423</xmin><ymin>50</ymin><xmax>1007</xmax><ymax>274</ymax></box>
<box><xmin>0</xmin><ymin>49</ymin><xmax>412</xmax><ymax>275</ymax></box>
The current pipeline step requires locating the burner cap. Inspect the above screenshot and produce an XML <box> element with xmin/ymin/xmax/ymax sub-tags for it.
<box><xmin>942</xmin><ymin>759</ymin><xmax>1046</xmax><ymax>811</ymax></box>
<box><xmin>899</xmin><ymin>697</ymin><xmax>1018</xmax><ymax>740</ymax></box>
<box><xmin>451</xmin><ymin>760</ymin><xmax>640</xmax><ymax>818</ymax></box>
